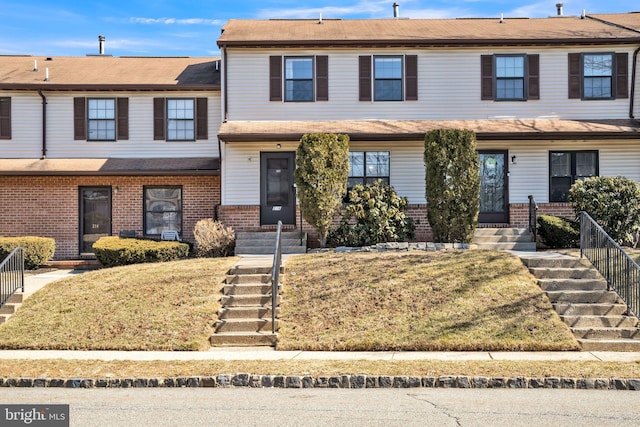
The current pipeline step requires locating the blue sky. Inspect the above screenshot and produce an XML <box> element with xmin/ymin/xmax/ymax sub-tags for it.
<box><xmin>1</xmin><ymin>1</ymin><xmax>638</xmax><ymax>57</ymax></box>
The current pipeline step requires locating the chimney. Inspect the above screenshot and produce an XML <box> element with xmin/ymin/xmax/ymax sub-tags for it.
<box><xmin>556</xmin><ymin>3</ymin><xmax>563</xmax><ymax>16</ymax></box>
<box><xmin>393</xmin><ymin>2</ymin><xmax>399</xmax><ymax>18</ymax></box>
<box><xmin>99</xmin><ymin>35</ymin><xmax>105</xmax><ymax>55</ymax></box>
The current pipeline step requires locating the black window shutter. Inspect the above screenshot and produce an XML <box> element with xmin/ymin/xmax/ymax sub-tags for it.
<box><xmin>316</xmin><ymin>55</ymin><xmax>329</xmax><ymax>101</ymax></box>
<box><xmin>527</xmin><ymin>54</ymin><xmax>540</xmax><ymax>100</ymax></box>
<box><xmin>481</xmin><ymin>55</ymin><xmax>494</xmax><ymax>100</ymax></box>
<box><xmin>359</xmin><ymin>56</ymin><xmax>372</xmax><ymax>102</ymax></box>
<box><xmin>269</xmin><ymin>56</ymin><xmax>282</xmax><ymax>101</ymax></box>
<box><xmin>153</xmin><ymin>98</ymin><xmax>166</xmax><ymax>140</ymax></box>
<box><xmin>73</xmin><ymin>97</ymin><xmax>86</xmax><ymax>140</ymax></box>
<box><xmin>405</xmin><ymin>55</ymin><xmax>418</xmax><ymax>101</ymax></box>
<box><xmin>0</xmin><ymin>97</ymin><xmax>10</xmax><ymax>140</ymax></box>
<box><xmin>568</xmin><ymin>53</ymin><xmax>582</xmax><ymax>99</ymax></box>
<box><xmin>117</xmin><ymin>98</ymin><xmax>129</xmax><ymax>140</ymax></box>
<box><xmin>616</xmin><ymin>53</ymin><xmax>628</xmax><ymax>99</ymax></box>
<box><xmin>196</xmin><ymin>97</ymin><xmax>208</xmax><ymax>140</ymax></box>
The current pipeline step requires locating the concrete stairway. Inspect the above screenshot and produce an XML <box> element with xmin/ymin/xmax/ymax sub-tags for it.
<box><xmin>210</xmin><ymin>265</ymin><xmax>280</xmax><ymax>347</ymax></box>
<box><xmin>235</xmin><ymin>231</ymin><xmax>307</xmax><ymax>255</ymax></box>
<box><xmin>0</xmin><ymin>292</ymin><xmax>23</xmax><ymax>325</ymax></box>
<box><xmin>522</xmin><ymin>256</ymin><xmax>640</xmax><ymax>351</ymax></box>
<box><xmin>474</xmin><ymin>228</ymin><xmax>536</xmax><ymax>251</ymax></box>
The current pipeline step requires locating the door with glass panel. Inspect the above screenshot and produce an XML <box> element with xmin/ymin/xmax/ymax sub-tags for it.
<box><xmin>260</xmin><ymin>152</ymin><xmax>296</xmax><ymax>225</ymax></box>
<box><xmin>79</xmin><ymin>187</ymin><xmax>111</xmax><ymax>255</ymax></box>
<box><xmin>478</xmin><ymin>151</ymin><xmax>509</xmax><ymax>223</ymax></box>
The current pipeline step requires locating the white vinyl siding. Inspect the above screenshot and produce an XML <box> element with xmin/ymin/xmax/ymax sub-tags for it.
<box><xmin>225</xmin><ymin>46</ymin><xmax>632</xmax><ymax>121</ymax></box>
<box><xmin>0</xmin><ymin>93</ymin><xmax>42</xmax><ymax>158</ymax></box>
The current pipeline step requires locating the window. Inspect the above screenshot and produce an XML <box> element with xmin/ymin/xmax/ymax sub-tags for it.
<box><xmin>269</xmin><ymin>56</ymin><xmax>328</xmax><ymax>102</ymax></box>
<box><xmin>481</xmin><ymin>54</ymin><xmax>539</xmax><ymax>101</ymax></box>
<box><xmin>144</xmin><ymin>186</ymin><xmax>182</xmax><ymax>237</ymax></box>
<box><xmin>348</xmin><ymin>151</ymin><xmax>390</xmax><ymax>190</ymax></box>
<box><xmin>549</xmin><ymin>151</ymin><xmax>598</xmax><ymax>202</ymax></box>
<box><xmin>359</xmin><ymin>55</ymin><xmax>417</xmax><ymax>102</ymax></box>
<box><xmin>0</xmin><ymin>97</ymin><xmax>10</xmax><ymax>139</ymax></box>
<box><xmin>167</xmin><ymin>99</ymin><xmax>194</xmax><ymax>140</ymax></box>
<box><xmin>74</xmin><ymin>97</ymin><xmax>128</xmax><ymax>141</ymax></box>
<box><xmin>568</xmin><ymin>52</ymin><xmax>628</xmax><ymax>100</ymax></box>
<box><xmin>285</xmin><ymin>57</ymin><xmax>314</xmax><ymax>101</ymax></box>
<box><xmin>153</xmin><ymin>98</ymin><xmax>208</xmax><ymax>141</ymax></box>
<box><xmin>87</xmin><ymin>99</ymin><xmax>115</xmax><ymax>140</ymax></box>
<box><xmin>374</xmin><ymin>56</ymin><xmax>403</xmax><ymax>101</ymax></box>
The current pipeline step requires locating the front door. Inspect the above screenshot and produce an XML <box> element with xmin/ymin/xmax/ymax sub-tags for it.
<box><xmin>79</xmin><ymin>187</ymin><xmax>112</xmax><ymax>255</ymax></box>
<box><xmin>478</xmin><ymin>151</ymin><xmax>509</xmax><ymax>223</ymax></box>
<box><xmin>260</xmin><ymin>152</ymin><xmax>296</xmax><ymax>225</ymax></box>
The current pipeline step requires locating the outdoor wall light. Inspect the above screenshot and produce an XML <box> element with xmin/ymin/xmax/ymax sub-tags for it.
<box><xmin>114</xmin><ymin>186</ymin><xmax>119</xmax><ymax>194</ymax></box>
<box><xmin>276</xmin><ymin>144</ymin><xmax>282</xmax><ymax>149</ymax></box>
<box><xmin>511</xmin><ymin>155</ymin><xmax>517</xmax><ymax>164</ymax></box>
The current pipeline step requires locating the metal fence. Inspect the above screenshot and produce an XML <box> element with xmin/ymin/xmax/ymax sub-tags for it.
<box><xmin>580</xmin><ymin>211</ymin><xmax>640</xmax><ymax>317</ymax></box>
<box><xmin>270</xmin><ymin>221</ymin><xmax>283</xmax><ymax>334</ymax></box>
<box><xmin>0</xmin><ymin>247</ymin><xmax>25</xmax><ymax>310</ymax></box>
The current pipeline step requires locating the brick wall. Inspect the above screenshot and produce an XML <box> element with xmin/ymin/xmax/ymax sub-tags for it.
<box><xmin>510</xmin><ymin>202</ymin><xmax>573</xmax><ymax>227</ymax></box>
<box><xmin>0</xmin><ymin>175</ymin><xmax>220</xmax><ymax>260</ymax></box>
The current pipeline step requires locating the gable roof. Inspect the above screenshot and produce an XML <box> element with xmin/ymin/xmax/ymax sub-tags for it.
<box><xmin>590</xmin><ymin>12</ymin><xmax>640</xmax><ymax>33</ymax></box>
<box><xmin>0</xmin><ymin>56</ymin><xmax>221</xmax><ymax>91</ymax></box>
<box><xmin>217</xmin><ymin>14</ymin><xmax>640</xmax><ymax>48</ymax></box>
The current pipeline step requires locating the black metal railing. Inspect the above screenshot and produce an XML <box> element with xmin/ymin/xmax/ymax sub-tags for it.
<box><xmin>0</xmin><ymin>247</ymin><xmax>25</xmax><ymax>310</ymax></box>
<box><xmin>528</xmin><ymin>195</ymin><xmax>538</xmax><ymax>243</ymax></box>
<box><xmin>580</xmin><ymin>211</ymin><xmax>640</xmax><ymax>317</ymax></box>
<box><xmin>270</xmin><ymin>220</ymin><xmax>283</xmax><ymax>334</ymax></box>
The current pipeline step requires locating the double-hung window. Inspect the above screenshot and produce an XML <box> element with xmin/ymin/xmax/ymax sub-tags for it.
<box><xmin>481</xmin><ymin>54</ymin><xmax>539</xmax><ymax>101</ymax></box>
<box><xmin>348</xmin><ymin>151</ymin><xmax>390</xmax><ymax>190</ymax></box>
<box><xmin>568</xmin><ymin>52</ymin><xmax>628</xmax><ymax>100</ymax></box>
<box><xmin>144</xmin><ymin>186</ymin><xmax>182</xmax><ymax>237</ymax></box>
<box><xmin>285</xmin><ymin>57</ymin><xmax>314</xmax><ymax>102</ymax></box>
<box><xmin>359</xmin><ymin>55</ymin><xmax>417</xmax><ymax>102</ymax></box>
<box><xmin>167</xmin><ymin>99</ymin><xmax>195</xmax><ymax>141</ymax></box>
<box><xmin>0</xmin><ymin>97</ymin><xmax>10</xmax><ymax>139</ymax></box>
<box><xmin>495</xmin><ymin>55</ymin><xmax>525</xmax><ymax>100</ymax></box>
<box><xmin>549</xmin><ymin>151</ymin><xmax>598</xmax><ymax>202</ymax></box>
<box><xmin>583</xmin><ymin>54</ymin><xmax>613</xmax><ymax>99</ymax></box>
<box><xmin>374</xmin><ymin>56</ymin><xmax>403</xmax><ymax>101</ymax></box>
<box><xmin>87</xmin><ymin>99</ymin><xmax>116</xmax><ymax>141</ymax></box>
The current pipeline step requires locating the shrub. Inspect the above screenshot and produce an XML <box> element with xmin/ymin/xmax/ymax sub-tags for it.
<box><xmin>93</xmin><ymin>236</ymin><xmax>189</xmax><ymax>268</ymax></box>
<box><xmin>294</xmin><ymin>133</ymin><xmax>350</xmax><ymax>247</ymax></box>
<box><xmin>328</xmin><ymin>180</ymin><xmax>415</xmax><ymax>247</ymax></box>
<box><xmin>569</xmin><ymin>176</ymin><xmax>640</xmax><ymax>245</ymax></box>
<box><xmin>0</xmin><ymin>237</ymin><xmax>56</xmax><ymax>270</ymax></box>
<box><xmin>424</xmin><ymin>129</ymin><xmax>480</xmax><ymax>243</ymax></box>
<box><xmin>537</xmin><ymin>215</ymin><xmax>579</xmax><ymax>248</ymax></box>
<box><xmin>193</xmin><ymin>219</ymin><xmax>235</xmax><ymax>257</ymax></box>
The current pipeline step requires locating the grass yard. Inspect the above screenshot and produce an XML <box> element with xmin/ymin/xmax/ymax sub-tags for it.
<box><xmin>277</xmin><ymin>251</ymin><xmax>580</xmax><ymax>351</ymax></box>
<box><xmin>0</xmin><ymin>258</ymin><xmax>239</xmax><ymax>351</ymax></box>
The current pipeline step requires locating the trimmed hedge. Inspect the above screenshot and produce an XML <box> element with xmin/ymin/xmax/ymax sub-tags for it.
<box><xmin>537</xmin><ymin>215</ymin><xmax>579</xmax><ymax>249</ymax></box>
<box><xmin>93</xmin><ymin>236</ymin><xmax>189</xmax><ymax>268</ymax></box>
<box><xmin>0</xmin><ymin>237</ymin><xmax>56</xmax><ymax>270</ymax></box>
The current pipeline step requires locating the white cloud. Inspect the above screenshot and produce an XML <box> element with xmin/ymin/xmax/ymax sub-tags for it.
<box><xmin>256</xmin><ymin>0</ymin><xmax>391</xmax><ymax>19</ymax></box>
<box><xmin>129</xmin><ymin>17</ymin><xmax>222</xmax><ymax>25</ymax></box>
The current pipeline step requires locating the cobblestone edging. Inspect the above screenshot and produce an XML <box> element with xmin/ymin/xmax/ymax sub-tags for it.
<box><xmin>1</xmin><ymin>375</ymin><xmax>640</xmax><ymax>390</ymax></box>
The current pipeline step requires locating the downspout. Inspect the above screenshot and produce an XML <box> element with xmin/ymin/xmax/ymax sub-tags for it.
<box><xmin>37</xmin><ymin>89</ymin><xmax>47</xmax><ymax>159</ymax></box>
<box><xmin>222</xmin><ymin>46</ymin><xmax>228</xmax><ymax>122</ymax></box>
<box><xmin>630</xmin><ymin>46</ymin><xmax>640</xmax><ymax>119</ymax></box>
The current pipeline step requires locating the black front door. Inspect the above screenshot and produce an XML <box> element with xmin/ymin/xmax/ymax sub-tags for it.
<box><xmin>478</xmin><ymin>151</ymin><xmax>509</xmax><ymax>223</ymax></box>
<box><xmin>260</xmin><ymin>152</ymin><xmax>296</xmax><ymax>225</ymax></box>
<box><xmin>79</xmin><ymin>187</ymin><xmax>112</xmax><ymax>255</ymax></box>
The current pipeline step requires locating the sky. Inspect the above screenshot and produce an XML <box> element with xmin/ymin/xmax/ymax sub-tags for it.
<box><xmin>1</xmin><ymin>1</ymin><xmax>638</xmax><ymax>57</ymax></box>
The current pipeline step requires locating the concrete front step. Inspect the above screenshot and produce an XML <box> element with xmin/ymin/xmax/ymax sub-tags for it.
<box><xmin>529</xmin><ymin>267</ymin><xmax>601</xmax><ymax>280</ymax></box>
<box><xmin>554</xmin><ymin>303</ymin><xmax>629</xmax><ymax>316</ymax></box>
<box><xmin>559</xmin><ymin>315</ymin><xmax>639</xmax><ymax>328</ymax></box>
<box><xmin>220</xmin><ymin>294</ymin><xmax>279</xmax><ymax>307</ymax></box>
<box><xmin>572</xmin><ymin>327</ymin><xmax>640</xmax><ymax>340</ymax></box>
<box><xmin>473</xmin><ymin>242</ymin><xmax>536</xmax><ymax>251</ymax></box>
<box><xmin>217</xmin><ymin>306</ymin><xmax>276</xmax><ymax>319</ymax></box>
<box><xmin>473</xmin><ymin>235</ymin><xmax>532</xmax><ymax>243</ymax></box>
<box><xmin>522</xmin><ymin>258</ymin><xmax>589</xmax><ymax>269</ymax></box>
<box><xmin>214</xmin><ymin>318</ymin><xmax>278</xmax><ymax>333</ymax></box>
<box><xmin>222</xmin><ymin>284</ymin><xmax>273</xmax><ymax>296</ymax></box>
<box><xmin>546</xmin><ymin>290</ymin><xmax>621</xmax><ymax>304</ymax></box>
<box><xmin>235</xmin><ymin>246</ymin><xmax>307</xmax><ymax>255</ymax></box>
<box><xmin>474</xmin><ymin>228</ymin><xmax>529</xmax><ymax>236</ymax></box>
<box><xmin>578</xmin><ymin>338</ymin><xmax>640</xmax><ymax>351</ymax></box>
<box><xmin>228</xmin><ymin>266</ymin><xmax>273</xmax><ymax>276</ymax></box>
<box><xmin>0</xmin><ymin>303</ymin><xmax>17</xmax><ymax>315</ymax></box>
<box><xmin>537</xmin><ymin>278</ymin><xmax>608</xmax><ymax>292</ymax></box>
<box><xmin>209</xmin><ymin>332</ymin><xmax>277</xmax><ymax>347</ymax></box>
<box><xmin>236</xmin><ymin>237</ymin><xmax>306</xmax><ymax>248</ymax></box>
<box><xmin>225</xmin><ymin>274</ymin><xmax>271</xmax><ymax>284</ymax></box>
<box><xmin>235</xmin><ymin>231</ymin><xmax>307</xmax><ymax>255</ymax></box>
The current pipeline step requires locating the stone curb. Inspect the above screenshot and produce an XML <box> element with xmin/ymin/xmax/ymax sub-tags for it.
<box><xmin>1</xmin><ymin>375</ymin><xmax>639</xmax><ymax>390</ymax></box>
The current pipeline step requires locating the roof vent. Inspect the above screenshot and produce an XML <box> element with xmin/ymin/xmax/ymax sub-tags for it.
<box><xmin>99</xmin><ymin>35</ymin><xmax>105</xmax><ymax>55</ymax></box>
<box><xmin>581</xmin><ymin>9</ymin><xmax>586</xmax><ymax>19</ymax></box>
<box><xmin>393</xmin><ymin>2</ymin><xmax>399</xmax><ymax>18</ymax></box>
<box><xmin>556</xmin><ymin>3</ymin><xmax>563</xmax><ymax>16</ymax></box>
<box><xmin>500</xmin><ymin>13</ymin><xmax>504</xmax><ymax>24</ymax></box>
<box><xmin>318</xmin><ymin>13</ymin><xmax>323</xmax><ymax>24</ymax></box>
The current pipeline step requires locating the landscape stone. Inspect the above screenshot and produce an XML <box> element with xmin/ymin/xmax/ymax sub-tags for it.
<box><xmin>286</xmin><ymin>376</ymin><xmax>301</xmax><ymax>388</ymax></box>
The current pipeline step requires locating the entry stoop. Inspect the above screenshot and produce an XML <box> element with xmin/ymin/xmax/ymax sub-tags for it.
<box><xmin>522</xmin><ymin>256</ymin><xmax>640</xmax><ymax>351</ymax></box>
<box><xmin>0</xmin><ymin>292</ymin><xmax>23</xmax><ymax>325</ymax></box>
<box><xmin>210</xmin><ymin>265</ymin><xmax>281</xmax><ymax>347</ymax></box>
<box><xmin>474</xmin><ymin>228</ymin><xmax>536</xmax><ymax>251</ymax></box>
<box><xmin>235</xmin><ymin>231</ymin><xmax>306</xmax><ymax>255</ymax></box>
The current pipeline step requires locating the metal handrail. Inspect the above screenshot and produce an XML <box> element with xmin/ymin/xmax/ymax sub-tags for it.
<box><xmin>270</xmin><ymin>221</ymin><xmax>283</xmax><ymax>334</ymax></box>
<box><xmin>580</xmin><ymin>211</ymin><xmax>640</xmax><ymax>317</ymax></box>
<box><xmin>0</xmin><ymin>247</ymin><xmax>25</xmax><ymax>310</ymax></box>
<box><xmin>528</xmin><ymin>195</ymin><xmax>538</xmax><ymax>243</ymax></box>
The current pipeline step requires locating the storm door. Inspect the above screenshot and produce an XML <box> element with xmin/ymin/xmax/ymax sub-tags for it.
<box><xmin>478</xmin><ymin>151</ymin><xmax>509</xmax><ymax>223</ymax></box>
<box><xmin>260</xmin><ymin>152</ymin><xmax>296</xmax><ymax>225</ymax></box>
<box><xmin>79</xmin><ymin>187</ymin><xmax>112</xmax><ymax>255</ymax></box>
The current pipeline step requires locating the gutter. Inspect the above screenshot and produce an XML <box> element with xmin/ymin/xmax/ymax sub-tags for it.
<box><xmin>37</xmin><ymin>89</ymin><xmax>47</xmax><ymax>159</ymax></box>
<box><xmin>631</xmin><ymin>46</ymin><xmax>640</xmax><ymax>119</ymax></box>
